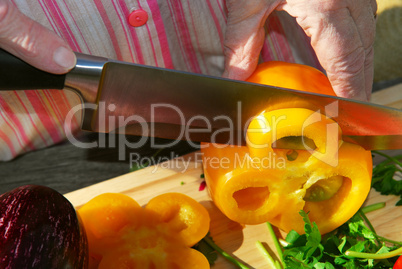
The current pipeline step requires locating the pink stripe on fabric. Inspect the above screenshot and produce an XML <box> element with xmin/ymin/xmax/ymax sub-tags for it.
<box><xmin>116</xmin><ymin>0</ymin><xmax>145</xmax><ymax>64</ymax></box>
<box><xmin>261</xmin><ymin>13</ymin><xmax>295</xmax><ymax>62</ymax></box>
<box><xmin>206</xmin><ymin>0</ymin><xmax>224</xmax><ymax>46</ymax></box>
<box><xmin>61</xmin><ymin>0</ymin><xmax>91</xmax><ymax>53</ymax></box>
<box><xmin>186</xmin><ymin>0</ymin><xmax>208</xmax><ymax>71</ymax></box>
<box><xmin>0</xmin><ymin>95</ymin><xmax>35</xmax><ymax>151</ymax></box>
<box><xmin>260</xmin><ymin>24</ymin><xmax>278</xmax><ymax>62</ymax></box>
<box><xmin>168</xmin><ymin>0</ymin><xmax>201</xmax><ymax>73</ymax></box>
<box><xmin>24</xmin><ymin>90</ymin><xmax>71</xmax><ymax>143</ymax></box>
<box><xmin>14</xmin><ymin>92</ymin><xmax>48</xmax><ymax>146</ymax></box>
<box><xmin>0</xmin><ymin>127</ymin><xmax>17</xmax><ymax>157</ymax></box>
<box><xmin>43</xmin><ymin>91</ymin><xmax>63</xmax><ymax>122</ymax></box>
<box><xmin>44</xmin><ymin>90</ymin><xmax>79</xmax><ymax>131</ymax></box>
<box><xmin>44</xmin><ymin>90</ymin><xmax>81</xmax><ymax>141</ymax></box>
<box><xmin>222</xmin><ymin>0</ymin><xmax>228</xmax><ymax>19</ymax></box>
<box><xmin>271</xmin><ymin>13</ymin><xmax>294</xmax><ymax>61</ymax></box>
<box><xmin>94</xmin><ymin>1</ymin><xmax>123</xmax><ymax>60</ymax></box>
<box><xmin>111</xmin><ymin>0</ymin><xmax>135</xmax><ymax>62</ymax></box>
<box><xmin>262</xmin><ymin>35</ymin><xmax>278</xmax><ymax>61</ymax></box>
<box><xmin>46</xmin><ymin>90</ymin><xmax>76</xmax><ymax>126</ymax></box>
<box><xmin>41</xmin><ymin>0</ymin><xmax>81</xmax><ymax>51</ymax></box>
<box><xmin>166</xmin><ymin>2</ymin><xmax>188</xmax><ymax>68</ymax></box>
<box><xmin>54</xmin><ymin>91</ymin><xmax>80</xmax><ymax>130</ymax></box>
<box><xmin>146</xmin><ymin>0</ymin><xmax>174</xmax><ymax>68</ymax></box>
<box><xmin>31</xmin><ymin>91</ymin><xmax>62</xmax><ymax>143</ymax></box>
<box><xmin>0</xmin><ymin>95</ymin><xmax>18</xmax><ymax>156</ymax></box>
<box><xmin>37</xmin><ymin>0</ymin><xmax>59</xmax><ymax>35</ymax></box>
<box><xmin>212</xmin><ymin>0</ymin><xmax>226</xmax><ymax>22</ymax></box>
<box><xmin>136</xmin><ymin>0</ymin><xmax>159</xmax><ymax>65</ymax></box>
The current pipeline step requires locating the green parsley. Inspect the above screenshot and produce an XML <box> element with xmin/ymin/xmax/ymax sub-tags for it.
<box><xmin>258</xmin><ymin>208</ymin><xmax>401</xmax><ymax>269</ymax></box>
<box><xmin>255</xmin><ymin>151</ymin><xmax>402</xmax><ymax>268</ymax></box>
<box><xmin>372</xmin><ymin>151</ymin><xmax>402</xmax><ymax>206</ymax></box>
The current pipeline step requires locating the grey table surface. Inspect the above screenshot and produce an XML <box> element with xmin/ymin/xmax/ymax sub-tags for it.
<box><xmin>0</xmin><ymin>133</ymin><xmax>198</xmax><ymax>195</ymax></box>
<box><xmin>0</xmin><ymin>79</ymin><xmax>401</xmax><ymax>196</ymax></box>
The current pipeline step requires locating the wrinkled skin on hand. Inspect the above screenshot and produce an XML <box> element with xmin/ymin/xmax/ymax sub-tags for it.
<box><xmin>0</xmin><ymin>0</ymin><xmax>76</xmax><ymax>73</ymax></box>
<box><xmin>1</xmin><ymin>0</ymin><xmax>377</xmax><ymax>100</ymax></box>
<box><xmin>223</xmin><ymin>0</ymin><xmax>377</xmax><ymax>101</ymax></box>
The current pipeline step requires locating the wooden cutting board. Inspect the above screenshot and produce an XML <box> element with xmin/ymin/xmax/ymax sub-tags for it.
<box><xmin>65</xmin><ymin>85</ymin><xmax>402</xmax><ymax>269</ymax></box>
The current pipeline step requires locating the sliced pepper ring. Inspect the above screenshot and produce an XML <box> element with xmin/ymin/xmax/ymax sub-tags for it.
<box><xmin>78</xmin><ymin>192</ymin><xmax>142</xmax><ymax>239</ymax></box>
<box><xmin>201</xmin><ymin>61</ymin><xmax>373</xmax><ymax>235</ymax></box>
<box><xmin>267</xmin><ymin>141</ymin><xmax>372</xmax><ymax>234</ymax></box>
<box><xmin>210</xmin><ymin>168</ymin><xmax>283</xmax><ymax>225</ymax></box>
<box><xmin>145</xmin><ymin>192</ymin><xmax>210</xmax><ymax>247</ymax></box>
<box><xmin>298</xmin><ymin>141</ymin><xmax>373</xmax><ymax>234</ymax></box>
<box><xmin>78</xmin><ymin>192</ymin><xmax>210</xmax><ymax>268</ymax></box>
<box><xmin>246</xmin><ymin>108</ymin><xmax>342</xmax><ymax>168</ymax></box>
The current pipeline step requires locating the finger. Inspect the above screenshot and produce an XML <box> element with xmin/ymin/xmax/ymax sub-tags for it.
<box><xmin>222</xmin><ymin>0</ymin><xmax>278</xmax><ymax>80</ymax></box>
<box><xmin>347</xmin><ymin>0</ymin><xmax>377</xmax><ymax>99</ymax></box>
<box><xmin>0</xmin><ymin>0</ymin><xmax>76</xmax><ymax>74</ymax></box>
<box><xmin>280</xmin><ymin>0</ymin><xmax>376</xmax><ymax>101</ymax></box>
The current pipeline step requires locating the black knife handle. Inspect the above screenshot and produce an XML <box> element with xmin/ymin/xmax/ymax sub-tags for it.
<box><xmin>0</xmin><ymin>48</ymin><xmax>66</xmax><ymax>90</ymax></box>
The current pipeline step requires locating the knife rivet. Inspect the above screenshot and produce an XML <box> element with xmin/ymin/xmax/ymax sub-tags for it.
<box><xmin>128</xmin><ymin>9</ymin><xmax>148</xmax><ymax>27</ymax></box>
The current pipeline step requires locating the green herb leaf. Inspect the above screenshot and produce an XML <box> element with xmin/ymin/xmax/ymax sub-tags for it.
<box><xmin>192</xmin><ymin>235</ymin><xmax>218</xmax><ymax>266</ymax></box>
<box><xmin>279</xmin><ymin>208</ymin><xmax>402</xmax><ymax>269</ymax></box>
<box><xmin>285</xmin><ymin>230</ymin><xmax>304</xmax><ymax>245</ymax></box>
<box><xmin>313</xmin><ymin>262</ymin><xmax>336</xmax><ymax>269</ymax></box>
<box><xmin>372</xmin><ymin>151</ymin><xmax>402</xmax><ymax>206</ymax></box>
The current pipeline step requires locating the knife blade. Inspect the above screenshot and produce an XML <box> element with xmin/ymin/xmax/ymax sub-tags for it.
<box><xmin>1</xmin><ymin>49</ymin><xmax>401</xmax><ymax>150</ymax></box>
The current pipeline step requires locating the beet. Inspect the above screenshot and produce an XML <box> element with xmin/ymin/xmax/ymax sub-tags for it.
<box><xmin>0</xmin><ymin>185</ymin><xmax>88</xmax><ymax>269</ymax></box>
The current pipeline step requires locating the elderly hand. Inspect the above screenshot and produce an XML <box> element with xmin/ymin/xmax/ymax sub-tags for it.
<box><xmin>223</xmin><ymin>0</ymin><xmax>377</xmax><ymax>101</ymax></box>
<box><xmin>0</xmin><ymin>0</ymin><xmax>75</xmax><ymax>74</ymax></box>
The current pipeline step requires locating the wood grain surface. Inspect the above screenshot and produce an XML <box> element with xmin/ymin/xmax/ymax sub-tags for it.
<box><xmin>65</xmin><ymin>84</ymin><xmax>402</xmax><ymax>269</ymax></box>
<box><xmin>65</xmin><ymin>151</ymin><xmax>402</xmax><ymax>269</ymax></box>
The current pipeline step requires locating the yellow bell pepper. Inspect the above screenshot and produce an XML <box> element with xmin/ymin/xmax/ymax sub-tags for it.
<box><xmin>201</xmin><ymin>62</ymin><xmax>372</xmax><ymax>234</ymax></box>
<box><xmin>78</xmin><ymin>192</ymin><xmax>210</xmax><ymax>269</ymax></box>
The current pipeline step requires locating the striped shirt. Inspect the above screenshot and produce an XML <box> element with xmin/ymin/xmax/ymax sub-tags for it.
<box><xmin>0</xmin><ymin>0</ymin><xmax>320</xmax><ymax>161</ymax></box>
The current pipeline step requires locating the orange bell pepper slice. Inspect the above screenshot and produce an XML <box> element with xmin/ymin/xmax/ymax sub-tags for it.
<box><xmin>78</xmin><ymin>192</ymin><xmax>210</xmax><ymax>269</ymax></box>
<box><xmin>201</xmin><ymin>61</ymin><xmax>372</xmax><ymax>234</ymax></box>
<box><xmin>145</xmin><ymin>192</ymin><xmax>211</xmax><ymax>247</ymax></box>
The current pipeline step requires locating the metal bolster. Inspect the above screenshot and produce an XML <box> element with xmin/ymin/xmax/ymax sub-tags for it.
<box><xmin>64</xmin><ymin>53</ymin><xmax>109</xmax><ymax>131</ymax></box>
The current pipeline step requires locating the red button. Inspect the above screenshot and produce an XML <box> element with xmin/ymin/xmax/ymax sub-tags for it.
<box><xmin>128</xmin><ymin>9</ymin><xmax>148</xmax><ymax>27</ymax></box>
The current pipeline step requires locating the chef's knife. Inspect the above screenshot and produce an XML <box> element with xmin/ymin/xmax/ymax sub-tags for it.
<box><xmin>0</xmin><ymin>49</ymin><xmax>401</xmax><ymax>150</ymax></box>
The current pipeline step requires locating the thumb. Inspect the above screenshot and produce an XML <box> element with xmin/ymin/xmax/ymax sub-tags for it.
<box><xmin>0</xmin><ymin>0</ymin><xmax>76</xmax><ymax>74</ymax></box>
<box><xmin>222</xmin><ymin>0</ymin><xmax>279</xmax><ymax>80</ymax></box>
